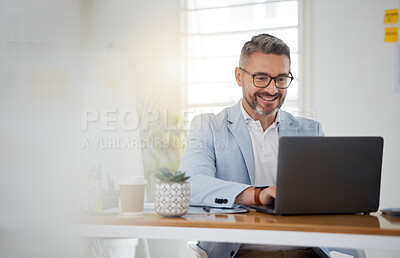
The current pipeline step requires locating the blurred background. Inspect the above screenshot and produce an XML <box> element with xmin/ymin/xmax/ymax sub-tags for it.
<box><xmin>0</xmin><ymin>0</ymin><xmax>399</xmax><ymax>257</ymax></box>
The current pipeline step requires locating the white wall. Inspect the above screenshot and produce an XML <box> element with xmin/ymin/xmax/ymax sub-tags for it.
<box><xmin>0</xmin><ymin>0</ymin><xmax>184</xmax><ymax>257</ymax></box>
<box><xmin>310</xmin><ymin>0</ymin><xmax>400</xmax><ymax>208</ymax></box>
<box><xmin>310</xmin><ymin>2</ymin><xmax>400</xmax><ymax>256</ymax></box>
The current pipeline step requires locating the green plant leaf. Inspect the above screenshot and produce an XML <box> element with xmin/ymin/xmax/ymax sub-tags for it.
<box><xmin>154</xmin><ymin>168</ymin><xmax>190</xmax><ymax>182</ymax></box>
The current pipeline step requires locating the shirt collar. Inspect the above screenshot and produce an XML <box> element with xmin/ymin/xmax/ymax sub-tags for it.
<box><xmin>240</xmin><ymin>99</ymin><xmax>281</xmax><ymax>127</ymax></box>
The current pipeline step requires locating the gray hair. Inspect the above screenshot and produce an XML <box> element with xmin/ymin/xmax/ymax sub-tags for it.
<box><xmin>239</xmin><ymin>34</ymin><xmax>291</xmax><ymax>68</ymax></box>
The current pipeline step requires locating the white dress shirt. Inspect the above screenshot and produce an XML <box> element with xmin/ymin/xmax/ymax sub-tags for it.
<box><xmin>240</xmin><ymin>101</ymin><xmax>306</xmax><ymax>252</ymax></box>
<box><xmin>240</xmin><ymin>100</ymin><xmax>280</xmax><ymax>186</ymax></box>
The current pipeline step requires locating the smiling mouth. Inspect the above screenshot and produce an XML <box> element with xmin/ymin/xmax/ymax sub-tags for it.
<box><xmin>257</xmin><ymin>94</ymin><xmax>279</xmax><ymax>101</ymax></box>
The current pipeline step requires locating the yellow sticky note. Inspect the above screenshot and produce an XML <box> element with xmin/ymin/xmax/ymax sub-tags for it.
<box><xmin>384</xmin><ymin>9</ymin><xmax>398</xmax><ymax>24</ymax></box>
<box><xmin>384</xmin><ymin>27</ymin><xmax>398</xmax><ymax>42</ymax></box>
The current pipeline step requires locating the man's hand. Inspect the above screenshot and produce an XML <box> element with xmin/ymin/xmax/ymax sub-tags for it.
<box><xmin>259</xmin><ymin>185</ymin><xmax>276</xmax><ymax>206</ymax></box>
<box><xmin>234</xmin><ymin>185</ymin><xmax>276</xmax><ymax>206</ymax></box>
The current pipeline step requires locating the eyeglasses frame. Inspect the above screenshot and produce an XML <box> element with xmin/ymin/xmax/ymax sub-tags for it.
<box><xmin>239</xmin><ymin>68</ymin><xmax>294</xmax><ymax>89</ymax></box>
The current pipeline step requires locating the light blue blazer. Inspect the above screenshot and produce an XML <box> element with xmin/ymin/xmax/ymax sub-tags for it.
<box><xmin>179</xmin><ymin>101</ymin><xmax>328</xmax><ymax>258</ymax></box>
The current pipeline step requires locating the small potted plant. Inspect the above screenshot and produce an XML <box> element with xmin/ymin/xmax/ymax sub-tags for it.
<box><xmin>154</xmin><ymin>168</ymin><xmax>190</xmax><ymax>217</ymax></box>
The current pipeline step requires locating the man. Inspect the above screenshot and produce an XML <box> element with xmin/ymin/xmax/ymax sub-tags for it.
<box><xmin>179</xmin><ymin>34</ymin><xmax>326</xmax><ymax>258</ymax></box>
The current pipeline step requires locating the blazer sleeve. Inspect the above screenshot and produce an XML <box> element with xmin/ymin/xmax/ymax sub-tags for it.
<box><xmin>317</xmin><ymin>121</ymin><xmax>325</xmax><ymax>136</ymax></box>
<box><xmin>179</xmin><ymin>114</ymin><xmax>250</xmax><ymax>208</ymax></box>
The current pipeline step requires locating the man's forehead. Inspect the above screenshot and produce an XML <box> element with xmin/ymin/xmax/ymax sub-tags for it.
<box><xmin>246</xmin><ymin>52</ymin><xmax>290</xmax><ymax>71</ymax></box>
<box><xmin>248</xmin><ymin>51</ymin><xmax>289</xmax><ymax>61</ymax></box>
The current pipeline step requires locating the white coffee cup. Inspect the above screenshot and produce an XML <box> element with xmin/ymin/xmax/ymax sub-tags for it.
<box><xmin>118</xmin><ymin>176</ymin><xmax>147</xmax><ymax>217</ymax></box>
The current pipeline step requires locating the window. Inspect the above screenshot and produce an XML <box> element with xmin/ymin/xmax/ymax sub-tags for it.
<box><xmin>181</xmin><ymin>0</ymin><xmax>300</xmax><ymax>121</ymax></box>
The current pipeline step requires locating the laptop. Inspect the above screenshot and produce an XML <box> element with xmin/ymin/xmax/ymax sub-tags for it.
<box><xmin>250</xmin><ymin>137</ymin><xmax>384</xmax><ymax>215</ymax></box>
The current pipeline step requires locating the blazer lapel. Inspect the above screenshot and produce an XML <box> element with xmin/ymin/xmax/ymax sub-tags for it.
<box><xmin>278</xmin><ymin>111</ymin><xmax>299</xmax><ymax>137</ymax></box>
<box><xmin>227</xmin><ymin>102</ymin><xmax>255</xmax><ymax>184</ymax></box>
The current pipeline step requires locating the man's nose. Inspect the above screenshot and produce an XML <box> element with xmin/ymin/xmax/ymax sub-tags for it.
<box><xmin>264</xmin><ymin>80</ymin><xmax>278</xmax><ymax>95</ymax></box>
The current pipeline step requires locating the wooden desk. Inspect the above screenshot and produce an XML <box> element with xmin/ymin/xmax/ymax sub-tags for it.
<box><xmin>75</xmin><ymin>210</ymin><xmax>400</xmax><ymax>251</ymax></box>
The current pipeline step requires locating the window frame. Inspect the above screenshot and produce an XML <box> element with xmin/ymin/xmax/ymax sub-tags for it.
<box><xmin>181</xmin><ymin>0</ymin><xmax>304</xmax><ymax>117</ymax></box>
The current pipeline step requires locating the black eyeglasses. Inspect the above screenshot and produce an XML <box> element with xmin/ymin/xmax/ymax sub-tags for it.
<box><xmin>239</xmin><ymin>68</ymin><xmax>294</xmax><ymax>89</ymax></box>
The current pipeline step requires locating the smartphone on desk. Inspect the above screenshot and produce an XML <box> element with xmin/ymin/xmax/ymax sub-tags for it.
<box><xmin>381</xmin><ymin>208</ymin><xmax>400</xmax><ymax>216</ymax></box>
<box><xmin>188</xmin><ymin>205</ymin><xmax>248</xmax><ymax>214</ymax></box>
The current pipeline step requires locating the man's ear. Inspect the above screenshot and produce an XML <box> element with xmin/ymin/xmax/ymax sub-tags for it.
<box><xmin>235</xmin><ymin>67</ymin><xmax>243</xmax><ymax>87</ymax></box>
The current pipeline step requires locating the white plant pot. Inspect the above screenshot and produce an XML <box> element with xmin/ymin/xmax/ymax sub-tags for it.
<box><xmin>155</xmin><ymin>181</ymin><xmax>190</xmax><ymax>217</ymax></box>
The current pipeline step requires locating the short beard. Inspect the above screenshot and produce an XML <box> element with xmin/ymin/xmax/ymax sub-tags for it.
<box><xmin>244</xmin><ymin>93</ymin><xmax>283</xmax><ymax>116</ymax></box>
<box><xmin>254</xmin><ymin>105</ymin><xmax>279</xmax><ymax>116</ymax></box>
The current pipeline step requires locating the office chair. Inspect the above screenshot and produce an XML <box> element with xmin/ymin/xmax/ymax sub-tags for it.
<box><xmin>187</xmin><ymin>241</ymin><xmax>366</xmax><ymax>258</ymax></box>
<box><xmin>187</xmin><ymin>241</ymin><xmax>208</xmax><ymax>258</ymax></box>
<box><xmin>328</xmin><ymin>248</ymin><xmax>366</xmax><ymax>258</ymax></box>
